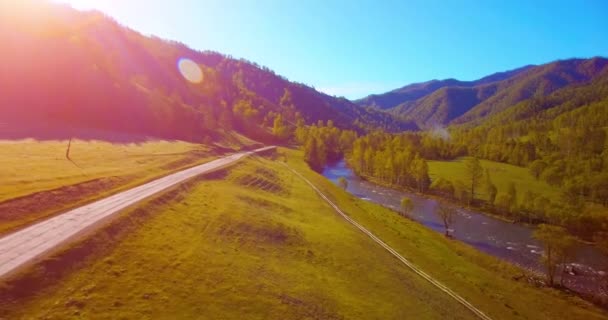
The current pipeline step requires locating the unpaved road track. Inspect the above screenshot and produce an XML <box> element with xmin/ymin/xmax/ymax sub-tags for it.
<box><xmin>0</xmin><ymin>146</ymin><xmax>275</xmax><ymax>279</ymax></box>
<box><xmin>283</xmin><ymin>163</ymin><xmax>493</xmax><ymax>320</ymax></box>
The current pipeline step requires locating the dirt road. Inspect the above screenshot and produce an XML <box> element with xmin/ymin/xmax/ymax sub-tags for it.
<box><xmin>0</xmin><ymin>146</ymin><xmax>275</xmax><ymax>279</ymax></box>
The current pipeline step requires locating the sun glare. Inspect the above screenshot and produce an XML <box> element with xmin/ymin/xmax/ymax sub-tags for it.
<box><xmin>178</xmin><ymin>58</ymin><xmax>204</xmax><ymax>84</ymax></box>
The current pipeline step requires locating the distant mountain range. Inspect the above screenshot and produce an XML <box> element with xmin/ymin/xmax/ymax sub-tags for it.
<box><xmin>356</xmin><ymin>58</ymin><xmax>608</xmax><ymax>128</ymax></box>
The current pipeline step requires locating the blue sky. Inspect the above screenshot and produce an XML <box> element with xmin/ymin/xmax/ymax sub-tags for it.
<box><xmin>59</xmin><ymin>0</ymin><xmax>608</xmax><ymax>99</ymax></box>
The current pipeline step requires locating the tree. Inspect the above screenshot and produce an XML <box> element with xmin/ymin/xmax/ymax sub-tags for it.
<box><xmin>400</xmin><ymin>197</ymin><xmax>414</xmax><ymax>216</ymax></box>
<box><xmin>430</xmin><ymin>178</ymin><xmax>455</xmax><ymax>198</ymax></box>
<box><xmin>272</xmin><ymin>114</ymin><xmax>289</xmax><ymax>141</ymax></box>
<box><xmin>464</xmin><ymin>157</ymin><xmax>483</xmax><ymax>204</ymax></box>
<box><xmin>304</xmin><ymin>136</ymin><xmax>327</xmax><ymax>171</ymax></box>
<box><xmin>529</xmin><ymin>160</ymin><xmax>547</xmax><ymax>179</ymax></box>
<box><xmin>304</xmin><ymin>137</ymin><xmax>320</xmax><ymax>170</ymax></box>
<box><xmin>591</xmin><ymin>173</ymin><xmax>608</xmax><ymax>206</ymax></box>
<box><xmin>411</xmin><ymin>155</ymin><xmax>431</xmax><ymax>193</ymax></box>
<box><xmin>521</xmin><ymin>190</ymin><xmax>539</xmax><ymax>222</ymax></box>
<box><xmin>453</xmin><ymin>180</ymin><xmax>471</xmax><ymax>205</ymax></box>
<box><xmin>436</xmin><ymin>204</ymin><xmax>454</xmax><ymax>237</ymax></box>
<box><xmin>540</xmin><ymin>166</ymin><xmax>564</xmax><ymax>186</ymax></box>
<box><xmin>494</xmin><ymin>193</ymin><xmax>514</xmax><ymax>215</ymax></box>
<box><xmin>483</xmin><ymin>168</ymin><xmax>497</xmax><ymax>205</ymax></box>
<box><xmin>507</xmin><ymin>182</ymin><xmax>518</xmax><ymax>211</ymax></box>
<box><xmin>280</xmin><ymin>88</ymin><xmax>294</xmax><ymax>108</ymax></box>
<box><xmin>533</xmin><ymin>224</ymin><xmax>575</xmax><ymax>287</ymax></box>
<box><xmin>338</xmin><ymin>177</ymin><xmax>348</xmax><ymax>190</ymax></box>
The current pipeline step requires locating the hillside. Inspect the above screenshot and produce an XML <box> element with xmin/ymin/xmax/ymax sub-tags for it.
<box><xmin>355</xmin><ymin>65</ymin><xmax>533</xmax><ymax>111</ymax></box>
<box><xmin>0</xmin><ymin>2</ymin><xmax>413</xmax><ymax>143</ymax></box>
<box><xmin>357</xmin><ymin>58</ymin><xmax>608</xmax><ymax>128</ymax></box>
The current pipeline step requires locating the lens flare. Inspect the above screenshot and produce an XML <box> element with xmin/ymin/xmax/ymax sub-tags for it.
<box><xmin>177</xmin><ymin>58</ymin><xmax>203</xmax><ymax>83</ymax></box>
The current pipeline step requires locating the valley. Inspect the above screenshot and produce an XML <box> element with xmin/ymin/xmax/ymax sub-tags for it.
<box><xmin>1</xmin><ymin>149</ymin><xmax>606</xmax><ymax>319</ymax></box>
<box><xmin>323</xmin><ymin>159</ymin><xmax>608</xmax><ymax>299</ymax></box>
<box><xmin>1</xmin><ymin>1</ymin><xmax>607</xmax><ymax>319</ymax></box>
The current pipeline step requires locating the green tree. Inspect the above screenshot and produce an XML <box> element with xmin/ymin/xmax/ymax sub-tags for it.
<box><xmin>591</xmin><ymin>173</ymin><xmax>608</xmax><ymax>206</ymax></box>
<box><xmin>464</xmin><ymin>157</ymin><xmax>483</xmax><ymax>204</ymax></box>
<box><xmin>400</xmin><ymin>197</ymin><xmax>414</xmax><ymax>216</ymax></box>
<box><xmin>453</xmin><ymin>180</ymin><xmax>470</xmax><ymax>205</ymax></box>
<box><xmin>304</xmin><ymin>137</ymin><xmax>321</xmax><ymax>170</ymax></box>
<box><xmin>483</xmin><ymin>168</ymin><xmax>497</xmax><ymax>205</ymax></box>
<box><xmin>280</xmin><ymin>88</ymin><xmax>294</xmax><ymax>108</ymax></box>
<box><xmin>411</xmin><ymin>155</ymin><xmax>430</xmax><ymax>193</ymax></box>
<box><xmin>521</xmin><ymin>190</ymin><xmax>539</xmax><ymax>222</ymax></box>
<box><xmin>436</xmin><ymin>204</ymin><xmax>454</xmax><ymax>237</ymax></box>
<box><xmin>533</xmin><ymin>224</ymin><xmax>575</xmax><ymax>287</ymax></box>
<box><xmin>272</xmin><ymin>114</ymin><xmax>290</xmax><ymax>141</ymax></box>
<box><xmin>507</xmin><ymin>182</ymin><xmax>518</xmax><ymax>211</ymax></box>
<box><xmin>430</xmin><ymin>178</ymin><xmax>455</xmax><ymax>198</ymax></box>
<box><xmin>529</xmin><ymin>160</ymin><xmax>547</xmax><ymax>179</ymax></box>
<box><xmin>494</xmin><ymin>193</ymin><xmax>514</xmax><ymax>215</ymax></box>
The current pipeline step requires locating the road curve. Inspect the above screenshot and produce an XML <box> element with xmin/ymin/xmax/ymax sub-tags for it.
<box><xmin>282</xmin><ymin>163</ymin><xmax>493</xmax><ymax>320</ymax></box>
<box><xmin>0</xmin><ymin>146</ymin><xmax>275</xmax><ymax>279</ymax></box>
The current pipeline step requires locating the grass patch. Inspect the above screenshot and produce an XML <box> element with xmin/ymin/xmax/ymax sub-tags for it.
<box><xmin>282</xmin><ymin>148</ymin><xmax>607</xmax><ymax>320</ymax></box>
<box><xmin>2</xmin><ymin>150</ymin><xmax>606</xmax><ymax>319</ymax></box>
<box><xmin>0</xmin><ymin>139</ymin><xmax>220</xmax><ymax>234</ymax></box>
<box><xmin>1</xmin><ymin>156</ymin><xmax>478</xmax><ymax>319</ymax></box>
<box><xmin>428</xmin><ymin>157</ymin><xmax>562</xmax><ymax>204</ymax></box>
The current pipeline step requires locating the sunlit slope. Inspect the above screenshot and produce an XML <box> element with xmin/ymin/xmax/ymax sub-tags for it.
<box><xmin>0</xmin><ymin>1</ymin><xmax>412</xmax><ymax>143</ymax></box>
<box><xmin>428</xmin><ymin>157</ymin><xmax>562</xmax><ymax>203</ymax></box>
<box><xmin>0</xmin><ymin>139</ymin><xmax>217</xmax><ymax>234</ymax></box>
<box><xmin>2</xmin><ymin>151</ymin><xmax>605</xmax><ymax>319</ymax></box>
<box><xmin>2</xmin><ymin>157</ymin><xmax>473</xmax><ymax>319</ymax></box>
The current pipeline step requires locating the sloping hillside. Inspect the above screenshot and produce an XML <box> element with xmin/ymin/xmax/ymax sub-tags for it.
<box><xmin>357</xmin><ymin>58</ymin><xmax>608</xmax><ymax>128</ymax></box>
<box><xmin>355</xmin><ymin>65</ymin><xmax>533</xmax><ymax>111</ymax></box>
<box><xmin>0</xmin><ymin>2</ymin><xmax>413</xmax><ymax>143</ymax></box>
<box><xmin>453</xmin><ymin>57</ymin><xmax>608</xmax><ymax>124</ymax></box>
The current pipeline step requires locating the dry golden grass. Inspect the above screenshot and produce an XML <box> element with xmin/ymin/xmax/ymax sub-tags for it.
<box><xmin>0</xmin><ymin>139</ymin><xmax>215</xmax><ymax>234</ymax></box>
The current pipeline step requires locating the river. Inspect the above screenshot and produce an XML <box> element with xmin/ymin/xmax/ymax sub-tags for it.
<box><xmin>323</xmin><ymin>159</ymin><xmax>608</xmax><ymax>296</ymax></box>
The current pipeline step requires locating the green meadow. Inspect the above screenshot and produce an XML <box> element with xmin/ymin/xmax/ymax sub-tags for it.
<box><xmin>0</xmin><ymin>139</ymin><xmax>220</xmax><ymax>234</ymax></box>
<box><xmin>428</xmin><ymin>157</ymin><xmax>562</xmax><ymax>204</ymax></box>
<box><xmin>1</xmin><ymin>149</ymin><xmax>605</xmax><ymax>319</ymax></box>
<box><xmin>0</xmin><ymin>132</ymin><xmax>261</xmax><ymax>234</ymax></box>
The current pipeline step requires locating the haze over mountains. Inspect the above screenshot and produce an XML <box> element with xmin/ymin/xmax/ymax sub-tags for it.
<box><xmin>356</xmin><ymin>58</ymin><xmax>608</xmax><ymax>128</ymax></box>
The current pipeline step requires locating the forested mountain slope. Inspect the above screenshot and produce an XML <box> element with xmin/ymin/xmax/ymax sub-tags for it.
<box><xmin>0</xmin><ymin>2</ymin><xmax>413</xmax><ymax>143</ymax></box>
<box><xmin>357</xmin><ymin>58</ymin><xmax>608</xmax><ymax>128</ymax></box>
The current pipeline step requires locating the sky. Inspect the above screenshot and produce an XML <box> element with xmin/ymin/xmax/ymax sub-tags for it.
<box><xmin>56</xmin><ymin>0</ymin><xmax>608</xmax><ymax>99</ymax></box>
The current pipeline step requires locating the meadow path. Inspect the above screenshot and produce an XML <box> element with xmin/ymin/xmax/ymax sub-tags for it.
<box><xmin>0</xmin><ymin>146</ymin><xmax>275</xmax><ymax>279</ymax></box>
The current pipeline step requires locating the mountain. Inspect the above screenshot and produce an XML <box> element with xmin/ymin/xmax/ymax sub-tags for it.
<box><xmin>355</xmin><ymin>65</ymin><xmax>534</xmax><ymax>111</ymax></box>
<box><xmin>357</xmin><ymin>58</ymin><xmax>608</xmax><ymax>128</ymax></box>
<box><xmin>452</xmin><ymin>57</ymin><xmax>608</xmax><ymax>125</ymax></box>
<box><xmin>0</xmin><ymin>2</ymin><xmax>414</xmax><ymax>143</ymax></box>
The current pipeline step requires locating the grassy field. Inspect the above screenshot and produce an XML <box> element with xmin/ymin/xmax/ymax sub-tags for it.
<box><xmin>1</xmin><ymin>153</ymin><xmax>476</xmax><ymax>319</ymax></box>
<box><xmin>0</xmin><ymin>139</ymin><xmax>218</xmax><ymax>234</ymax></box>
<box><xmin>1</xmin><ymin>149</ymin><xmax>605</xmax><ymax>319</ymax></box>
<box><xmin>428</xmin><ymin>157</ymin><xmax>562</xmax><ymax>204</ymax></box>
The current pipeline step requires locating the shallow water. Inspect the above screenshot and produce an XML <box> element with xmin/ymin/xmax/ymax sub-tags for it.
<box><xmin>323</xmin><ymin>159</ymin><xmax>608</xmax><ymax>295</ymax></box>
